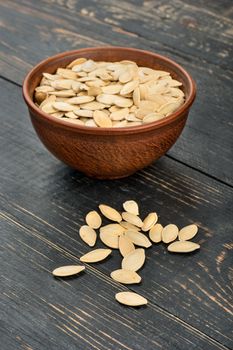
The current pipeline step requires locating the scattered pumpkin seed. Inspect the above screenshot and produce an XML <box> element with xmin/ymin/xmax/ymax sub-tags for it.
<box><xmin>80</xmin><ymin>248</ymin><xmax>112</xmax><ymax>263</ymax></box>
<box><xmin>162</xmin><ymin>224</ymin><xmax>179</xmax><ymax>243</ymax></box>
<box><xmin>79</xmin><ymin>225</ymin><xmax>97</xmax><ymax>247</ymax></box>
<box><xmin>52</xmin><ymin>265</ymin><xmax>85</xmax><ymax>277</ymax></box>
<box><xmin>122</xmin><ymin>248</ymin><xmax>145</xmax><ymax>271</ymax></box>
<box><xmin>85</xmin><ymin>211</ymin><xmax>102</xmax><ymax>229</ymax></box>
<box><xmin>111</xmin><ymin>269</ymin><xmax>141</xmax><ymax>284</ymax></box>
<box><xmin>178</xmin><ymin>224</ymin><xmax>198</xmax><ymax>241</ymax></box>
<box><xmin>167</xmin><ymin>241</ymin><xmax>200</xmax><ymax>253</ymax></box>
<box><xmin>115</xmin><ymin>291</ymin><xmax>147</xmax><ymax>306</ymax></box>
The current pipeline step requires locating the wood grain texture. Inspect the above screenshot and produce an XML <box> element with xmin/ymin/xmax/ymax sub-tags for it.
<box><xmin>0</xmin><ymin>0</ymin><xmax>233</xmax><ymax>184</ymax></box>
<box><xmin>1</xmin><ymin>214</ymin><xmax>230</xmax><ymax>350</ymax></box>
<box><xmin>0</xmin><ymin>79</ymin><xmax>232</xmax><ymax>348</ymax></box>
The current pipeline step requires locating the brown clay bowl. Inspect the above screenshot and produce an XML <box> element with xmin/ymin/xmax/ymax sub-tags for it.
<box><xmin>23</xmin><ymin>47</ymin><xmax>196</xmax><ymax>179</ymax></box>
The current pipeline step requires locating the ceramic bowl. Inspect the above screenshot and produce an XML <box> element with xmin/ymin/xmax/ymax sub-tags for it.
<box><xmin>23</xmin><ymin>47</ymin><xmax>196</xmax><ymax>179</ymax></box>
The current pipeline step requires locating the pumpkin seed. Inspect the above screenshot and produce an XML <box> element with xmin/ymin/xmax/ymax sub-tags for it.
<box><xmin>110</xmin><ymin>108</ymin><xmax>129</xmax><ymax>121</ymax></box>
<box><xmin>79</xmin><ymin>225</ymin><xmax>97</xmax><ymax>247</ymax></box>
<box><xmin>52</xmin><ymin>265</ymin><xmax>85</xmax><ymax>277</ymax></box>
<box><xmin>53</xmin><ymin>102</ymin><xmax>74</xmax><ymax>112</ymax></box>
<box><xmin>100</xmin><ymin>230</ymin><xmax>119</xmax><ymax>249</ymax></box>
<box><xmin>94</xmin><ymin>111</ymin><xmax>112</xmax><ymax>127</ymax></box>
<box><xmin>115</xmin><ymin>292</ymin><xmax>147</xmax><ymax>306</ymax></box>
<box><xmin>162</xmin><ymin>224</ymin><xmax>179</xmax><ymax>243</ymax></box>
<box><xmin>123</xmin><ymin>200</ymin><xmax>139</xmax><ymax>215</ymax></box>
<box><xmin>111</xmin><ymin>269</ymin><xmax>141</xmax><ymax>284</ymax></box>
<box><xmin>167</xmin><ymin>241</ymin><xmax>200</xmax><ymax>253</ymax></box>
<box><xmin>120</xmin><ymin>221</ymin><xmax>140</xmax><ymax>231</ymax></box>
<box><xmin>99</xmin><ymin>204</ymin><xmax>122</xmax><ymax>222</ymax></box>
<box><xmin>119</xmin><ymin>235</ymin><xmax>135</xmax><ymax>257</ymax></box>
<box><xmin>80</xmin><ymin>248</ymin><xmax>112</xmax><ymax>263</ymax></box>
<box><xmin>149</xmin><ymin>223</ymin><xmax>163</xmax><ymax>243</ymax></box>
<box><xmin>67</xmin><ymin>96</ymin><xmax>95</xmax><ymax>104</ymax></box>
<box><xmin>178</xmin><ymin>224</ymin><xmax>198</xmax><ymax>241</ymax></box>
<box><xmin>124</xmin><ymin>230</ymin><xmax>152</xmax><ymax>248</ymax></box>
<box><xmin>142</xmin><ymin>212</ymin><xmax>158</xmax><ymax>231</ymax></box>
<box><xmin>100</xmin><ymin>224</ymin><xmax>125</xmax><ymax>236</ymax></box>
<box><xmin>122</xmin><ymin>248</ymin><xmax>145</xmax><ymax>271</ymax></box>
<box><xmin>121</xmin><ymin>212</ymin><xmax>143</xmax><ymax>228</ymax></box>
<box><xmin>85</xmin><ymin>211</ymin><xmax>102</xmax><ymax>229</ymax></box>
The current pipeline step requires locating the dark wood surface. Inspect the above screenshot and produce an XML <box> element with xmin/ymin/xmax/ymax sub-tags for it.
<box><xmin>0</xmin><ymin>1</ymin><xmax>232</xmax><ymax>349</ymax></box>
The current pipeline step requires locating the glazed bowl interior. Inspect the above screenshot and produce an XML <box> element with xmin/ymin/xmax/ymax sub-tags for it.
<box><xmin>23</xmin><ymin>47</ymin><xmax>196</xmax><ymax>134</ymax></box>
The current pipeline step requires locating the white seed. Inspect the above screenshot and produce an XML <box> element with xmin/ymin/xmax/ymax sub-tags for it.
<box><xmin>110</xmin><ymin>108</ymin><xmax>129</xmax><ymax>121</ymax></box>
<box><xmin>142</xmin><ymin>212</ymin><xmax>158</xmax><ymax>231</ymax></box>
<box><xmin>143</xmin><ymin>113</ymin><xmax>164</xmax><ymax>123</ymax></box>
<box><xmin>115</xmin><ymin>292</ymin><xmax>147</xmax><ymax>306</ymax></box>
<box><xmin>102</xmin><ymin>84</ymin><xmax>122</xmax><ymax>94</ymax></box>
<box><xmin>80</xmin><ymin>248</ymin><xmax>112</xmax><ymax>263</ymax></box>
<box><xmin>120</xmin><ymin>221</ymin><xmax>140</xmax><ymax>231</ymax></box>
<box><xmin>53</xmin><ymin>102</ymin><xmax>74</xmax><ymax>112</ymax></box>
<box><xmin>162</xmin><ymin>224</ymin><xmax>179</xmax><ymax>243</ymax></box>
<box><xmin>122</xmin><ymin>248</ymin><xmax>145</xmax><ymax>271</ymax></box>
<box><xmin>119</xmin><ymin>235</ymin><xmax>135</xmax><ymax>257</ymax></box>
<box><xmin>85</xmin><ymin>211</ymin><xmax>102</xmax><ymax>229</ymax></box>
<box><xmin>67</xmin><ymin>96</ymin><xmax>95</xmax><ymax>104</ymax></box>
<box><xmin>73</xmin><ymin>109</ymin><xmax>93</xmax><ymax>118</ymax></box>
<box><xmin>100</xmin><ymin>230</ymin><xmax>119</xmax><ymax>249</ymax></box>
<box><xmin>178</xmin><ymin>224</ymin><xmax>198</xmax><ymax>241</ymax></box>
<box><xmin>120</xmin><ymin>80</ymin><xmax>139</xmax><ymax>95</ymax></box>
<box><xmin>100</xmin><ymin>224</ymin><xmax>125</xmax><ymax>236</ymax></box>
<box><xmin>167</xmin><ymin>241</ymin><xmax>200</xmax><ymax>253</ymax></box>
<box><xmin>123</xmin><ymin>200</ymin><xmax>139</xmax><ymax>215</ymax></box>
<box><xmin>79</xmin><ymin>225</ymin><xmax>97</xmax><ymax>247</ymax></box>
<box><xmin>99</xmin><ymin>204</ymin><xmax>122</xmax><ymax>222</ymax></box>
<box><xmin>113</xmin><ymin>96</ymin><xmax>133</xmax><ymax>108</ymax></box>
<box><xmin>121</xmin><ymin>212</ymin><xmax>143</xmax><ymax>228</ymax></box>
<box><xmin>94</xmin><ymin>111</ymin><xmax>112</xmax><ymax>127</ymax></box>
<box><xmin>52</xmin><ymin>265</ymin><xmax>85</xmax><ymax>277</ymax></box>
<box><xmin>67</xmin><ymin>57</ymin><xmax>87</xmax><ymax>68</ymax></box>
<box><xmin>149</xmin><ymin>223</ymin><xmax>163</xmax><ymax>243</ymax></box>
<box><xmin>111</xmin><ymin>269</ymin><xmax>141</xmax><ymax>284</ymax></box>
<box><xmin>124</xmin><ymin>230</ymin><xmax>152</xmax><ymax>248</ymax></box>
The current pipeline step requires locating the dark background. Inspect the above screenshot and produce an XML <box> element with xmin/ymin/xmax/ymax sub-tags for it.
<box><xmin>0</xmin><ymin>1</ymin><xmax>232</xmax><ymax>349</ymax></box>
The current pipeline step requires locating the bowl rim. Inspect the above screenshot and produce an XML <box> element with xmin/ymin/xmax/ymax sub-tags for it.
<box><xmin>23</xmin><ymin>46</ymin><xmax>196</xmax><ymax>135</ymax></box>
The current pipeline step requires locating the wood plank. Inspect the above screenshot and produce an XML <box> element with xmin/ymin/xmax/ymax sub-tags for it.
<box><xmin>39</xmin><ymin>0</ymin><xmax>233</xmax><ymax>68</ymax></box>
<box><xmin>0</xmin><ymin>79</ymin><xmax>232</xmax><ymax>347</ymax></box>
<box><xmin>0</xmin><ymin>0</ymin><xmax>233</xmax><ymax>185</ymax></box>
<box><xmin>0</xmin><ymin>214</ymin><xmax>229</xmax><ymax>350</ymax></box>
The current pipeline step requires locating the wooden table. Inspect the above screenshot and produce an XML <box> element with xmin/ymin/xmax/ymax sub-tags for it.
<box><xmin>1</xmin><ymin>1</ymin><xmax>233</xmax><ymax>349</ymax></box>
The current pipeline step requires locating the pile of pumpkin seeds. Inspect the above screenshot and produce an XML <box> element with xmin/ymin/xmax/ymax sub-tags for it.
<box><xmin>35</xmin><ymin>58</ymin><xmax>185</xmax><ymax>128</ymax></box>
<box><xmin>52</xmin><ymin>200</ymin><xmax>200</xmax><ymax>307</ymax></box>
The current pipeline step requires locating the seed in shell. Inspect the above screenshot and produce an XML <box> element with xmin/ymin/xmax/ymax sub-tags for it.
<box><xmin>100</xmin><ymin>224</ymin><xmax>125</xmax><ymax>236</ymax></box>
<box><xmin>149</xmin><ymin>223</ymin><xmax>163</xmax><ymax>243</ymax></box>
<box><xmin>167</xmin><ymin>241</ymin><xmax>200</xmax><ymax>253</ymax></box>
<box><xmin>52</xmin><ymin>265</ymin><xmax>85</xmax><ymax>277</ymax></box>
<box><xmin>119</xmin><ymin>235</ymin><xmax>135</xmax><ymax>257</ymax></box>
<box><xmin>79</xmin><ymin>225</ymin><xmax>97</xmax><ymax>247</ymax></box>
<box><xmin>121</xmin><ymin>248</ymin><xmax>145</xmax><ymax>271</ymax></box>
<box><xmin>124</xmin><ymin>230</ymin><xmax>152</xmax><ymax>248</ymax></box>
<box><xmin>120</xmin><ymin>221</ymin><xmax>140</xmax><ymax>231</ymax></box>
<box><xmin>178</xmin><ymin>224</ymin><xmax>198</xmax><ymax>241</ymax></box>
<box><xmin>99</xmin><ymin>230</ymin><xmax>119</xmax><ymax>249</ymax></box>
<box><xmin>123</xmin><ymin>200</ymin><xmax>139</xmax><ymax>216</ymax></box>
<box><xmin>80</xmin><ymin>248</ymin><xmax>112</xmax><ymax>263</ymax></box>
<box><xmin>110</xmin><ymin>269</ymin><xmax>141</xmax><ymax>284</ymax></box>
<box><xmin>121</xmin><ymin>212</ymin><xmax>143</xmax><ymax>228</ymax></box>
<box><xmin>85</xmin><ymin>211</ymin><xmax>102</xmax><ymax>229</ymax></box>
<box><xmin>162</xmin><ymin>224</ymin><xmax>179</xmax><ymax>243</ymax></box>
<box><xmin>115</xmin><ymin>292</ymin><xmax>147</xmax><ymax>306</ymax></box>
<box><xmin>142</xmin><ymin>212</ymin><xmax>158</xmax><ymax>231</ymax></box>
<box><xmin>99</xmin><ymin>204</ymin><xmax>122</xmax><ymax>222</ymax></box>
